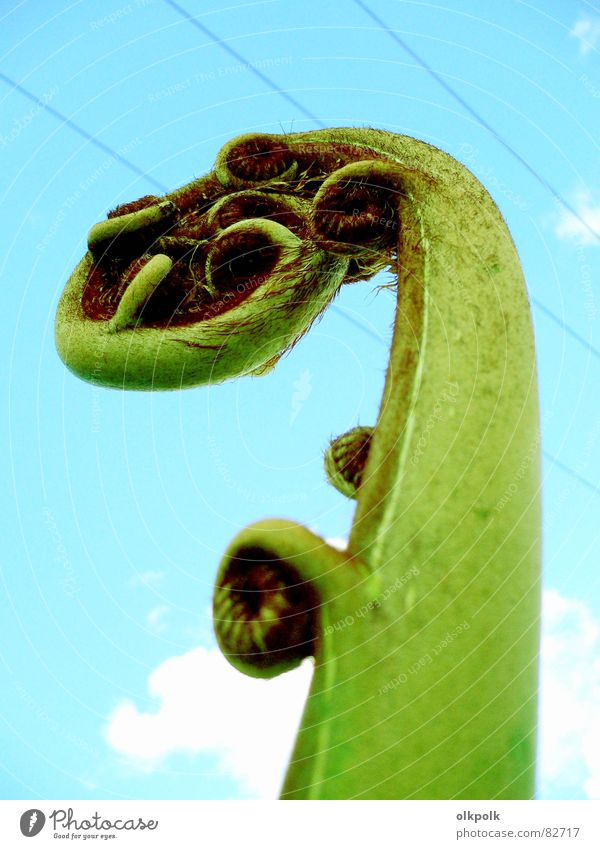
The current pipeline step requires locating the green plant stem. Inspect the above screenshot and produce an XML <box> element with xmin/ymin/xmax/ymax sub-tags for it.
<box><xmin>280</xmin><ymin>131</ymin><xmax>540</xmax><ymax>799</ymax></box>
<box><xmin>56</xmin><ymin>128</ymin><xmax>541</xmax><ymax>800</ymax></box>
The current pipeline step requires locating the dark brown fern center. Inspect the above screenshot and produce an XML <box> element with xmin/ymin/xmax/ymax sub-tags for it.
<box><xmin>78</xmin><ymin>140</ymin><xmax>400</xmax><ymax>336</ymax></box>
<box><xmin>213</xmin><ymin>547</ymin><xmax>318</xmax><ymax>677</ymax></box>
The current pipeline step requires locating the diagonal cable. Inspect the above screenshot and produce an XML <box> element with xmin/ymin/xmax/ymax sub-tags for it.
<box><xmin>543</xmin><ymin>450</ymin><xmax>600</xmax><ymax>497</ymax></box>
<box><xmin>0</xmin><ymin>71</ymin><xmax>167</xmax><ymax>193</ymax></box>
<box><xmin>532</xmin><ymin>296</ymin><xmax>600</xmax><ymax>362</ymax></box>
<box><xmin>338</xmin><ymin>297</ymin><xmax>600</xmax><ymax>499</ymax></box>
<box><xmin>352</xmin><ymin>0</ymin><xmax>600</xmax><ymax>243</ymax></box>
<box><xmin>3</xmin><ymin>27</ymin><xmax>597</xmax><ymax>371</ymax></box>
<box><xmin>162</xmin><ymin>0</ymin><xmax>325</xmax><ymax>127</ymax></box>
<box><xmin>164</xmin><ymin>0</ymin><xmax>600</xmax><ymax>356</ymax></box>
<box><xmin>2</xmin><ymin>17</ymin><xmax>599</xmax><ymax>498</ymax></box>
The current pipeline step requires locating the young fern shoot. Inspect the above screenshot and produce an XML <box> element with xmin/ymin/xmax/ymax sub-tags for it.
<box><xmin>56</xmin><ymin>129</ymin><xmax>541</xmax><ymax>799</ymax></box>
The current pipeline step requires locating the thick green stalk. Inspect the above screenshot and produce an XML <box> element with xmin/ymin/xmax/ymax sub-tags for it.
<box><xmin>283</xmin><ymin>135</ymin><xmax>540</xmax><ymax>799</ymax></box>
<box><xmin>55</xmin><ymin>128</ymin><xmax>541</xmax><ymax>799</ymax></box>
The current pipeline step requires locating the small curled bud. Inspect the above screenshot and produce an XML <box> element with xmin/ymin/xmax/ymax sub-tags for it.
<box><xmin>324</xmin><ymin>426</ymin><xmax>373</xmax><ymax>499</ymax></box>
<box><xmin>204</xmin><ymin>219</ymin><xmax>296</xmax><ymax>295</ymax></box>
<box><xmin>108</xmin><ymin>253</ymin><xmax>173</xmax><ymax>332</ymax></box>
<box><xmin>214</xmin><ymin>133</ymin><xmax>297</xmax><ymax>188</ymax></box>
<box><xmin>87</xmin><ymin>200</ymin><xmax>176</xmax><ymax>252</ymax></box>
<box><xmin>310</xmin><ymin>161</ymin><xmax>401</xmax><ymax>256</ymax></box>
<box><xmin>213</xmin><ymin>546</ymin><xmax>318</xmax><ymax>679</ymax></box>
<box><xmin>206</xmin><ymin>190</ymin><xmax>306</xmax><ymax>236</ymax></box>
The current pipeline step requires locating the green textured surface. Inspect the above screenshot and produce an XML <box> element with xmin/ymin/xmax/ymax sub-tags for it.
<box><xmin>56</xmin><ymin>129</ymin><xmax>541</xmax><ymax>799</ymax></box>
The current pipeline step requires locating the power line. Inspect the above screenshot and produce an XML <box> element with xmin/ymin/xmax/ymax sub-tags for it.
<box><xmin>161</xmin><ymin>0</ymin><xmax>325</xmax><ymax>128</ymax></box>
<box><xmin>543</xmin><ymin>450</ymin><xmax>600</xmax><ymax>498</ymax></box>
<box><xmin>341</xmin><ymin>301</ymin><xmax>600</xmax><ymax>499</ymax></box>
<box><xmin>532</xmin><ymin>296</ymin><xmax>600</xmax><ymax>363</ymax></box>
<box><xmin>330</xmin><ymin>305</ymin><xmax>384</xmax><ymax>343</ymax></box>
<box><xmin>2</xmin><ymin>14</ymin><xmax>598</xmax><ymax>500</ymax></box>
<box><xmin>159</xmin><ymin>0</ymin><xmax>600</xmax><ymax>367</ymax></box>
<box><xmin>352</xmin><ymin>0</ymin><xmax>600</xmax><ymax>243</ymax></box>
<box><xmin>0</xmin><ymin>72</ymin><xmax>167</xmax><ymax>193</ymax></box>
<box><xmin>340</xmin><ymin>299</ymin><xmax>600</xmax><ymax>499</ymax></box>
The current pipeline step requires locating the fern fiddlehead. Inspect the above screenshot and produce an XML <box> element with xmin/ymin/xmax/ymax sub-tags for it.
<box><xmin>56</xmin><ymin>129</ymin><xmax>541</xmax><ymax>799</ymax></box>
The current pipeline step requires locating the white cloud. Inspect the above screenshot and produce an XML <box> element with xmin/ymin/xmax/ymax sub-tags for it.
<box><xmin>554</xmin><ymin>189</ymin><xmax>600</xmax><ymax>246</ymax></box>
<box><xmin>105</xmin><ymin>647</ymin><xmax>313</xmax><ymax>798</ymax></box>
<box><xmin>106</xmin><ymin>588</ymin><xmax>600</xmax><ymax>799</ymax></box>
<box><xmin>571</xmin><ymin>15</ymin><xmax>600</xmax><ymax>55</ymax></box>
<box><xmin>539</xmin><ymin>589</ymin><xmax>600</xmax><ymax>798</ymax></box>
<box><xmin>326</xmin><ymin>536</ymin><xmax>348</xmax><ymax>550</ymax></box>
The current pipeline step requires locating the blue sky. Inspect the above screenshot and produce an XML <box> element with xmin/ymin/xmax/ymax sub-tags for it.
<box><xmin>1</xmin><ymin>0</ymin><xmax>599</xmax><ymax>800</ymax></box>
